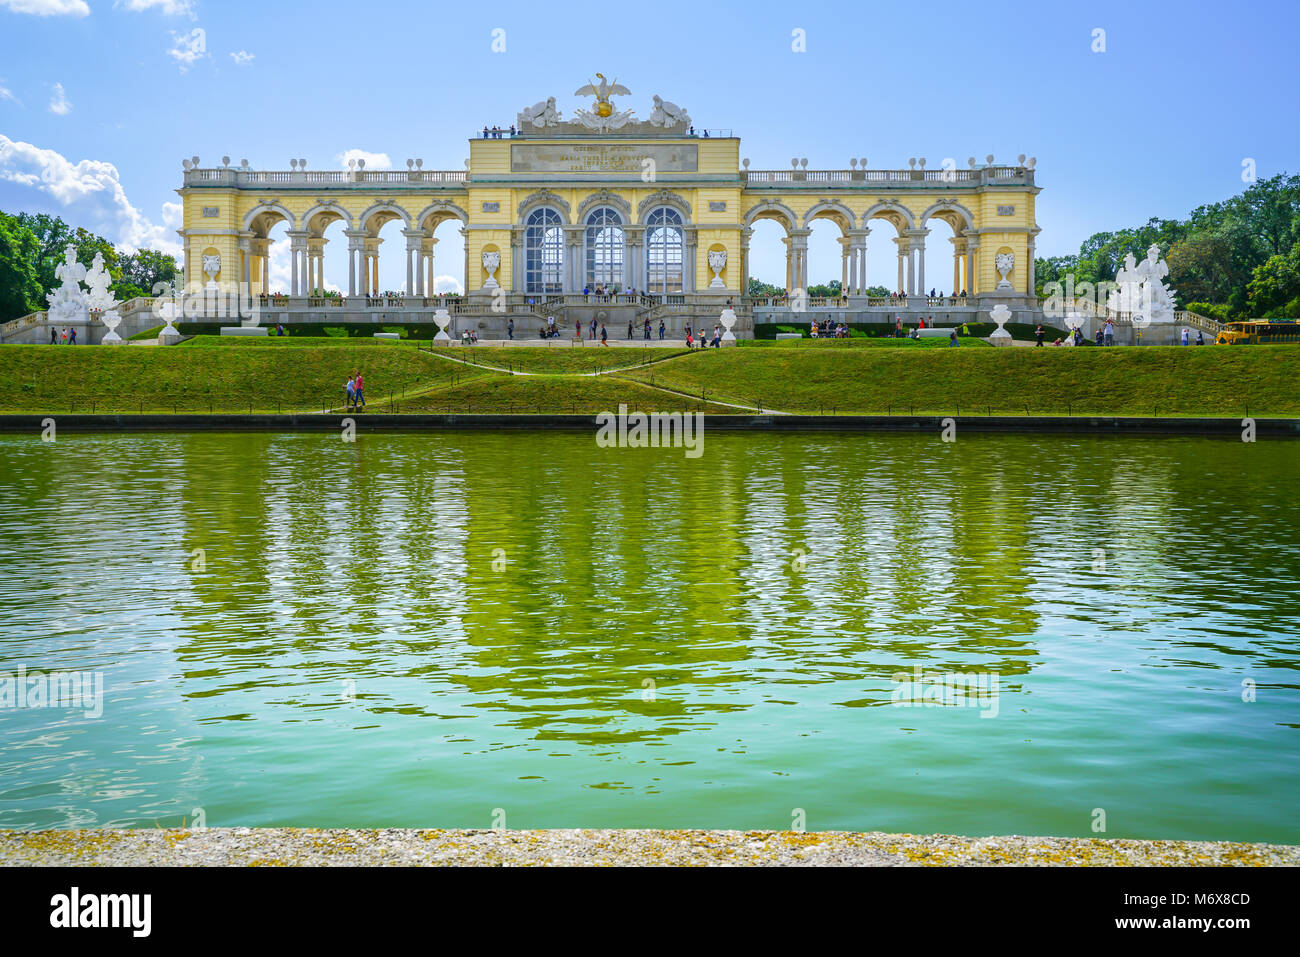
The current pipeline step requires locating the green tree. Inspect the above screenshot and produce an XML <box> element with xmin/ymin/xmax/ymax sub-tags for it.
<box><xmin>115</xmin><ymin>248</ymin><xmax>178</xmax><ymax>300</ymax></box>
<box><xmin>1246</xmin><ymin>244</ymin><xmax>1300</xmax><ymax>317</ymax></box>
<box><xmin>0</xmin><ymin>213</ymin><xmax>43</xmax><ymax>322</ymax></box>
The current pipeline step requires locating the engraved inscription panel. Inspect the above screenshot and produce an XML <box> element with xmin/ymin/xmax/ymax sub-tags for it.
<box><xmin>512</xmin><ymin>143</ymin><xmax>698</xmax><ymax>174</ymax></box>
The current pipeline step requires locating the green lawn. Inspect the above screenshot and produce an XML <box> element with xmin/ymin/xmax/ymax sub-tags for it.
<box><xmin>439</xmin><ymin>346</ymin><xmax>692</xmax><ymax>375</ymax></box>
<box><xmin>2</xmin><ymin>340</ymin><xmax>1297</xmax><ymax>417</ymax></box>
<box><xmin>0</xmin><ymin>343</ymin><xmax>473</xmax><ymax>413</ymax></box>
<box><xmin>740</xmin><ymin>337</ymin><xmax>991</xmax><ymax>349</ymax></box>
<box><xmin>620</xmin><ymin>345</ymin><xmax>1300</xmax><ymax>416</ymax></box>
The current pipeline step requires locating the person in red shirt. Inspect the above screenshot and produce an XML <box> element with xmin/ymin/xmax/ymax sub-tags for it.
<box><xmin>353</xmin><ymin>372</ymin><xmax>365</xmax><ymax>409</ymax></box>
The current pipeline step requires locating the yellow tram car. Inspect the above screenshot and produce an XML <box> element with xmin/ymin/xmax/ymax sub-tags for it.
<box><xmin>1215</xmin><ymin>319</ymin><xmax>1300</xmax><ymax>345</ymax></box>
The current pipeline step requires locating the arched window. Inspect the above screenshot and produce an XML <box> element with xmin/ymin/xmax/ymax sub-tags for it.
<box><xmin>584</xmin><ymin>207</ymin><xmax>624</xmax><ymax>290</ymax></box>
<box><xmin>524</xmin><ymin>207</ymin><xmax>564</xmax><ymax>293</ymax></box>
<box><xmin>645</xmin><ymin>207</ymin><xmax>684</xmax><ymax>293</ymax></box>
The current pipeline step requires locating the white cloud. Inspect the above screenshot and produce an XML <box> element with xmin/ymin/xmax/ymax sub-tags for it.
<box><xmin>230</xmin><ymin>50</ymin><xmax>254</xmax><ymax>66</ymax></box>
<box><xmin>434</xmin><ymin>274</ymin><xmax>462</xmax><ymax>295</ymax></box>
<box><xmin>117</xmin><ymin>0</ymin><xmax>195</xmax><ymax>15</ymax></box>
<box><xmin>0</xmin><ymin>84</ymin><xmax>17</xmax><ymax>104</ymax></box>
<box><xmin>0</xmin><ymin>0</ymin><xmax>89</xmax><ymax>16</ymax></box>
<box><xmin>48</xmin><ymin>82</ymin><xmax>71</xmax><ymax>115</ymax></box>
<box><xmin>0</xmin><ymin>134</ymin><xmax>183</xmax><ymax>256</ymax></box>
<box><xmin>337</xmin><ymin>149</ymin><xmax>392</xmax><ymax>170</ymax></box>
<box><xmin>168</xmin><ymin>28</ymin><xmax>208</xmax><ymax>71</ymax></box>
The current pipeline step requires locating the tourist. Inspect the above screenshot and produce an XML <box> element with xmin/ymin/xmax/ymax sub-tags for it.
<box><xmin>895</xmin><ymin>316</ymin><xmax>903</xmax><ymax>338</ymax></box>
<box><xmin>354</xmin><ymin>372</ymin><xmax>365</xmax><ymax>409</ymax></box>
<box><xmin>507</xmin><ymin>318</ymin><xmax>514</xmax><ymax>340</ymax></box>
<box><xmin>1104</xmin><ymin>318</ymin><xmax>1115</xmax><ymax>345</ymax></box>
<box><xmin>345</xmin><ymin>374</ymin><xmax>355</xmax><ymax>409</ymax></box>
<box><xmin>1035</xmin><ymin>324</ymin><xmax>1045</xmax><ymax>346</ymax></box>
<box><xmin>961</xmin><ymin>321</ymin><xmax>970</xmax><ymax>336</ymax></box>
<box><xmin>644</xmin><ymin>317</ymin><xmax>651</xmax><ymax>340</ymax></box>
<box><xmin>482</xmin><ymin>126</ymin><xmax>489</xmax><ymax>139</ymax></box>
<box><xmin>50</xmin><ymin>327</ymin><xmax>57</xmax><ymax>345</ymax></box>
<box><xmin>1181</xmin><ymin>327</ymin><xmax>1190</xmax><ymax>346</ymax></box>
<box><xmin>69</xmin><ymin>328</ymin><xmax>76</xmax><ymax>344</ymax></box>
<box><xmin>1052</xmin><ymin>337</ymin><xmax>1062</xmax><ymax>346</ymax></box>
<box><xmin>685</xmin><ymin>330</ymin><xmax>694</xmax><ymax>349</ymax></box>
<box><xmin>950</xmin><ymin>329</ymin><xmax>959</xmax><ymax>347</ymax></box>
<box><xmin>658</xmin><ymin>319</ymin><xmax>665</xmax><ymax>339</ymax></box>
<box><xmin>1196</xmin><ymin>330</ymin><xmax>1204</xmax><ymax>345</ymax></box>
<box><xmin>712</xmin><ymin>324</ymin><xmax>721</xmax><ymax>347</ymax></box>
<box><xmin>276</xmin><ymin>323</ymin><xmax>284</xmax><ymax>336</ymax></box>
<box><xmin>61</xmin><ymin>327</ymin><xmax>67</xmax><ymax>343</ymax></box>
<box><xmin>1095</xmin><ymin>325</ymin><xmax>1104</xmax><ymax>346</ymax></box>
<box><xmin>589</xmin><ymin>317</ymin><xmax>597</xmax><ymax>340</ymax></box>
<box><xmin>627</xmin><ymin>317</ymin><xmax>634</xmax><ymax>340</ymax></box>
<box><xmin>600</xmin><ymin>323</ymin><xmax>608</xmax><ymax>346</ymax></box>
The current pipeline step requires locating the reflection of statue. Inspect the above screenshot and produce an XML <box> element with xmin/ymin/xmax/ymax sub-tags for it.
<box><xmin>574</xmin><ymin>72</ymin><xmax>635</xmax><ymax>132</ymax></box>
<box><xmin>707</xmin><ymin>249</ymin><xmax>728</xmax><ymax>288</ymax></box>
<box><xmin>994</xmin><ymin>252</ymin><xmax>1014</xmax><ymax>289</ymax></box>
<box><xmin>84</xmin><ymin>251</ymin><xmax>124</xmax><ymax>343</ymax></box>
<box><xmin>517</xmin><ymin>96</ymin><xmax>561</xmax><ymax>129</ymax></box>
<box><xmin>481</xmin><ymin>250</ymin><xmax>501</xmax><ymax>289</ymax></box>
<box><xmin>649</xmin><ymin>94</ymin><xmax>690</xmax><ymax>128</ymax></box>
<box><xmin>46</xmin><ymin>245</ymin><xmax>88</xmax><ymax>326</ymax></box>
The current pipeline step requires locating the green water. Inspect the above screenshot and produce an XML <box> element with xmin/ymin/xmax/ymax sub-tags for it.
<box><xmin>0</xmin><ymin>430</ymin><xmax>1296</xmax><ymax>841</ymax></box>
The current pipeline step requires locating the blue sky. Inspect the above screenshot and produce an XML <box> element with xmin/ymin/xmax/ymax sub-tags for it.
<box><xmin>1</xmin><ymin>0</ymin><xmax>1296</xmax><ymax>293</ymax></box>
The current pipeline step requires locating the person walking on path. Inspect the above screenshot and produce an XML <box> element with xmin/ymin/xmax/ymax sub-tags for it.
<box><xmin>69</xmin><ymin>328</ymin><xmax>76</xmax><ymax>344</ymax></box>
<box><xmin>507</xmin><ymin>318</ymin><xmax>514</xmax><ymax>340</ymax></box>
<box><xmin>1035</xmin><ymin>324</ymin><xmax>1045</xmax><ymax>346</ymax></box>
<box><xmin>589</xmin><ymin>317</ymin><xmax>597</xmax><ymax>340</ymax></box>
<box><xmin>345</xmin><ymin>374</ymin><xmax>356</xmax><ymax>410</ymax></box>
<box><xmin>599</xmin><ymin>323</ymin><xmax>608</xmax><ymax>346</ymax></box>
<box><xmin>950</xmin><ymin>329</ymin><xmax>959</xmax><ymax>347</ymax></box>
<box><xmin>658</xmin><ymin>319</ymin><xmax>665</xmax><ymax>339</ymax></box>
<box><xmin>627</xmin><ymin>318</ymin><xmax>634</xmax><ymax>340</ymax></box>
<box><xmin>353</xmin><ymin>372</ymin><xmax>365</xmax><ymax>410</ymax></box>
<box><xmin>50</xmin><ymin>327</ymin><xmax>57</xmax><ymax>345</ymax></box>
<box><xmin>644</xmin><ymin>317</ymin><xmax>651</xmax><ymax>340</ymax></box>
<box><xmin>1181</xmin><ymin>327</ymin><xmax>1189</xmax><ymax>346</ymax></box>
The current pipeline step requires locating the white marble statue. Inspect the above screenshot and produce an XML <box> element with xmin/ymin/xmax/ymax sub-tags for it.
<box><xmin>45</xmin><ymin>245</ymin><xmax>88</xmax><ymax>327</ymax></box>
<box><xmin>707</xmin><ymin>249</ymin><xmax>728</xmax><ymax>288</ymax></box>
<box><xmin>517</xmin><ymin>96</ymin><xmax>561</xmax><ymax>129</ymax></box>
<box><xmin>84</xmin><ymin>251</ymin><xmax>124</xmax><ymax>343</ymax></box>
<box><xmin>1108</xmin><ymin>245</ymin><xmax>1177</xmax><ymax>329</ymax></box>
<box><xmin>995</xmin><ymin>252</ymin><xmax>1015</xmax><ymax>289</ymax></box>
<box><xmin>482</xmin><ymin>250</ymin><xmax>501</xmax><ymax>289</ymax></box>
<box><xmin>649</xmin><ymin>95</ymin><xmax>690</xmax><ymax>129</ymax></box>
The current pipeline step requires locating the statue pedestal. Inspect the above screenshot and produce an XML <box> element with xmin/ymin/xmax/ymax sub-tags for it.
<box><xmin>989</xmin><ymin>330</ymin><xmax>1014</xmax><ymax>347</ymax></box>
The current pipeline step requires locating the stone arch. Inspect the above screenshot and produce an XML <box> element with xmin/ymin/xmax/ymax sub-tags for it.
<box><xmin>861</xmin><ymin>200</ymin><xmax>915</xmax><ymax>234</ymax></box>
<box><xmin>517</xmin><ymin>189</ymin><xmax>571</xmax><ymax>224</ymax></box>
<box><xmin>359</xmin><ymin>200</ymin><xmax>412</xmax><ymax>234</ymax></box>
<box><xmin>636</xmin><ymin>188</ymin><xmax>692</xmax><ymax>224</ymax></box>
<box><xmin>920</xmin><ymin>199</ymin><xmax>975</xmax><ymax>235</ymax></box>
<box><xmin>301</xmin><ymin>200</ymin><xmax>353</xmax><ymax>236</ymax></box>
<box><xmin>743</xmin><ymin>199</ymin><xmax>798</xmax><ymax>233</ymax></box>
<box><xmin>577</xmin><ymin>189</ymin><xmax>632</xmax><ymax>224</ymax></box>
<box><xmin>243</xmin><ymin>201</ymin><xmax>296</xmax><ymax>235</ymax></box>
<box><xmin>803</xmin><ymin>199</ymin><xmax>855</xmax><ymax>232</ymax></box>
<box><xmin>414</xmin><ymin>200</ymin><xmax>469</xmax><ymax>231</ymax></box>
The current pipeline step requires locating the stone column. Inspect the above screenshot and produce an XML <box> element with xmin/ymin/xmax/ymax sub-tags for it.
<box><xmin>966</xmin><ymin>238</ymin><xmax>979</xmax><ymax>296</ymax></box>
<box><xmin>788</xmin><ymin>229</ymin><xmax>810</xmax><ymax>293</ymax></box>
<box><xmin>839</xmin><ymin>237</ymin><xmax>849</xmax><ymax>294</ymax></box>
<box><xmin>625</xmin><ymin>226</ymin><xmax>644</xmax><ymax>293</ymax></box>
<box><xmin>952</xmin><ymin>237</ymin><xmax>965</xmax><ymax>296</ymax></box>
<box><xmin>740</xmin><ymin>227</ymin><xmax>752</xmax><ymax>296</ymax></box>
<box><xmin>684</xmin><ymin>228</ymin><xmax>698</xmax><ymax>293</ymax></box>
<box><xmin>238</xmin><ymin>237</ymin><xmax>251</xmax><ymax>292</ymax></box>
<box><xmin>402</xmin><ymin>229</ymin><xmax>425</xmax><ymax>297</ymax></box>
<box><xmin>1027</xmin><ymin>236</ymin><xmax>1036</xmax><ymax>295</ymax></box>
<box><xmin>426</xmin><ymin>237</ymin><xmax>437</xmax><ymax>294</ymax></box>
<box><xmin>783</xmin><ymin>235</ymin><xmax>793</xmax><ymax>293</ymax></box>
<box><xmin>894</xmin><ymin>237</ymin><xmax>906</xmax><ymax>294</ymax></box>
<box><xmin>287</xmin><ymin>231</ymin><xmax>308</xmax><ymax>296</ymax></box>
<box><xmin>344</xmin><ymin>230</ymin><xmax>366</xmax><ymax>297</ymax></box>
<box><xmin>564</xmin><ymin>226</ymin><xmax>583</xmax><ymax>293</ymax></box>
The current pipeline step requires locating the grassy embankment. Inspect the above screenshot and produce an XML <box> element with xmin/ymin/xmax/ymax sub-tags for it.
<box><xmin>2</xmin><ymin>339</ymin><xmax>1297</xmax><ymax>416</ymax></box>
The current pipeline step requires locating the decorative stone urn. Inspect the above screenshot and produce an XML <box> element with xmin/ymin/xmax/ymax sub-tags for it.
<box><xmin>707</xmin><ymin>248</ymin><xmax>727</xmax><ymax>288</ymax></box>
<box><xmin>433</xmin><ymin>307</ymin><xmax>452</xmax><ymax>342</ymax></box>
<box><xmin>719</xmin><ymin>307</ymin><xmax>737</xmax><ymax>346</ymax></box>
<box><xmin>995</xmin><ymin>252</ymin><xmax>1014</xmax><ymax>290</ymax></box>
<box><xmin>481</xmin><ymin>250</ymin><xmax>501</xmax><ymax>289</ymax></box>
<box><xmin>202</xmin><ymin>253</ymin><xmax>221</xmax><ymax>291</ymax></box>
<box><xmin>989</xmin><ymin>303</ymin><xmax>1013</xmax><ymax>346</ymax></box>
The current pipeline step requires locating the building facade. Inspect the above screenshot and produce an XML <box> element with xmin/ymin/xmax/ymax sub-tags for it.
<box><xmin>177</xmin><ymin>78</ymin><xmax>1042</xmax><ymax>335</ymax></box>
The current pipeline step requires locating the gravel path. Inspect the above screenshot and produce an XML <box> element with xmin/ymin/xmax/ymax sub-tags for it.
<box><xmin>3</xmin><ymin>828</ymin><xmax>1296</xmax><ymax>867</ymax></box>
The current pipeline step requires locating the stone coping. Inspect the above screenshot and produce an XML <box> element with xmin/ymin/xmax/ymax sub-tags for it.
<box><xmin>2</xmin><ymin>828</ymin><xmax>1295</xmax><ymax>867</ymax></box>
<box><xmin>0</xmin><ymin>414</ymin><xmax>1296</xmax><ymax>436</ymax></box>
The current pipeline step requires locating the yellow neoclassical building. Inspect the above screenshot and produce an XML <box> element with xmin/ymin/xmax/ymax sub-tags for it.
<box><xmin>177</xmin><ymin>76</ymin><xmax>1041</xmax><ymax>336</ymax></box>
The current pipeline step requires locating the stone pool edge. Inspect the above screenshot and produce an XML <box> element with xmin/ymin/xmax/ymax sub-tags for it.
<box><xmin>1</xmin><ymin>413</ymin><xmax>1298</xmax><ymax>437</ymax></box>
<box><xmin>3</xmin><ymin>828</ymin><xmax>1297</xmax><ymax>866</ymax></box>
